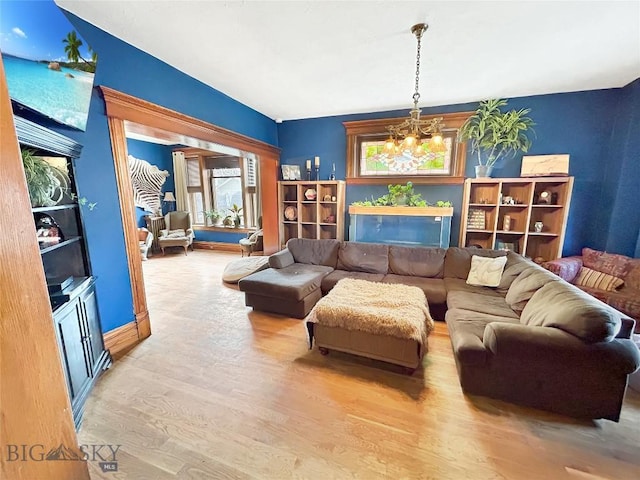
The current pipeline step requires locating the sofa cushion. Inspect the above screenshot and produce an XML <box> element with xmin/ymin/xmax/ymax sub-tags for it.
<box><xmin>336</xmin><ymin>242</ymin><xmax>389</xmax><ymax>274</ymax></box>
<box><xmin>238</xmin><ymin>264</ymin><xmax>333</xmax><ymax>301</ymax></box>
<box><xmin>466</xmin><ymin>255</ymin><xmax>508</xmax><ymax>287</ymax></box>
<box><xmin>321</xmin><ymin>270</ymin><xmax>384</xmax><ymax>293</ymax></box>
<box><xmin>444</xmin><ymin>247</ymin><xmax>507</xmax><ymax>279</ymax></box>
<box><xmin>496</xmin><ymin>259</ymin><xmax>532</xmax><ymax>293</ymax></box>
<box><xmin>445</xmin><ymin>308</ymin><xmax>520</xmax><ymax>365</ymax></box>
<box><xmin>521</xmin><ymin>281</ymin><xmax>622</xmax><ymax>343</ymax></box>
<box><xmin>575</xmin><ymin>266</ymin><xmax>625</xmax><ymax>292</ymax></box>
<box><xmin>505</xmin><ymin>267</ymin><xmax>560</xmax><ymax>314</ymax></box>
<box><xmin>286</xmin><ymin>238</ymin><xmax>340</xmax><ymax>267</ymax></box>
<box><xmin>447</xmin><ymin>291</ymin><xmax>519</xmax><ymax>318</ymax></box>
<box><xmin>444</xmin><ymin>278</ymin><xmax>503</xmax><ymax>297</ymax></box>
<box><xmin>388</xmin><ymin>246</ymin><xmax>446</xmax><ymax>278</ymax></box>
<box><xmin>382</xmin><ymin>274</ymin><xmax>447</xmax><ymax>305</ymax></box>
<box><xmin>582</xmin><ymin>247</ymin><xmax>634</xmax><ymax>279</ymax></box>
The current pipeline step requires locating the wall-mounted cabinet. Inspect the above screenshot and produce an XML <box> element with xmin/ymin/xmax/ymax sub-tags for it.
<box><xmin>460</xmin><ymin>177</ymin><xmax>573</xmax><ymax>261</ymax></box>
<box><xmin>278</xmin><ymin>181</ymin><xmax>346</xmax><ymax>246</ymax></box>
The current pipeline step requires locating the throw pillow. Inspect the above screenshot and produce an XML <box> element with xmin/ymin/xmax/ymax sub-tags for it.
<box><xmin>575</xmin><ymin>266</ymin><xmax>624</xmax><ymax>292</ymax></box>
<box><xmin>466</xmin><ymin>255</ymin><xmax>508</xmax><ymax>287</ymax></box>
<box><xmin>582</xmin><ymin>247</ymin><xmax>633</xmax><ymax>278</ymax></box>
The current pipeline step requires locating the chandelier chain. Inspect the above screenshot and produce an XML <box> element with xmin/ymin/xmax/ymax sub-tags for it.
<box><xmin>413</xmin><ymin>27</ymin><xmax>422</xmax><ymax>107</ymax></box>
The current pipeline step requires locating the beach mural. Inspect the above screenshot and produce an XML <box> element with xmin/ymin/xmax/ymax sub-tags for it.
<box><xmin>0</xmin><ymin>0</ymin><xmax>96</xmax><ymax>130</ymax></box>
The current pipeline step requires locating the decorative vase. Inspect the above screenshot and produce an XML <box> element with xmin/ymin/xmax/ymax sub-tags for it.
<box><xmin>475</xmin><ymin>165</ymin><xmax>493</xmax><ymax>178</ymax></box>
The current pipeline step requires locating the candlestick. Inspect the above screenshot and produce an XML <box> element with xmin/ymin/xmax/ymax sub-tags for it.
<box><xmin>314</xmin><ymin>166</ymin><xmax>320</xmax><ymax>181</ymax></box>
<box><xmin>330</xmin><ymin>163</ymin><xmax>336</xmax><ymax>180</ymax></box>
<box><xmin>306</xmin><ymin>159</ymin><xmax>311</xmax><ymax>170</ymax></box>
<box><xmin>314</xmin><ymin>156</ymin><xmax>320</xmax><ymax>167</ymax></box>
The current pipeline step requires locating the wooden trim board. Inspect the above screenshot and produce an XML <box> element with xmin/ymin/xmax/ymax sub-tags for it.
<box><xmin>103</xmin><ymin>321</ymin><xmax>140</xmax><ymax>359</ymax></box>
<box><xmin>106</xmin><ymin>116</ymin><xmax>152</xmax><ymax>341</ymax></box>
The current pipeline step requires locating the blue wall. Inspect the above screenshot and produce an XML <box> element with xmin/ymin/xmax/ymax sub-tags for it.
<box><xmin>56</xmin><ymin>11</ymin><xmax>278</xmax><ymax>332</ymax></box>
<box><xmin>126</xmin><ymin>138</ymin><xmax>175</xmax><ymax>226</ymax></box>
<box><xmin>602</xmin><ymin>79</ymin><xmax>640</xmax><ymax>257</ymax></box>
<box><xmin>277</xmin><ymin>90</ymin><xmax>622</xmax><ymax>256</ymax></box>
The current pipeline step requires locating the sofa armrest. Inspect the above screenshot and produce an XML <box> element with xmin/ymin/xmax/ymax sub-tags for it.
<box><xmin>269</xmin><ymin>249</ymin><xmax>294</xmax><ymax>269</ymax></box>
<box><xmin>542</xmin><ymin>256</ymin><xmax>583</xmax><ymax>283</ymax></box>
<box><xmin>159</xmin><ymin>228</ymin><xmax>168</xmax><ymax>237</ymax></box>
<box><xmin>186</xmin><ymin>228</ymin><xmax>194</xmax><ymax>238</ymax></box>
<box><xmin>483</xmin><ymin>322</ymin><xmax>640</xmax><ymax>375</ymax></box>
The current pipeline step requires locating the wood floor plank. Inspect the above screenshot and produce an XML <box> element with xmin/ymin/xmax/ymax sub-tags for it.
<box><xmin>79</xmin><ymin>250</ymin><xmax>640</xmax><ymax>479</ymax></box>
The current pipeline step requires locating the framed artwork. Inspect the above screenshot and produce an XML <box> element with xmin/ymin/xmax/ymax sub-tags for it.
<box><xmin>496</xmin><ymin>239</ymin><xmax>519</xmax><ymax>253</ymax></box>
<box><xmin>343</xmin><ymin>111</ymin><xmax>471</xmax><ymax>185</ymax></box>
<box><xmin>281</xmin><ymin>165</ymin><xmax>301</xmax><ymax>180</ymax></box>
<box><xmin>467</xmin><ymin>208</ymin><xmax>486</xmax><ymax>230</ymax></box>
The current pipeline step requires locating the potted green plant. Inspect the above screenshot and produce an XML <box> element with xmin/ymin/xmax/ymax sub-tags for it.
<box><xmin>227</xmin><ymin>204</ymin><xmax>243</xmax><ymax>228</ymax></box>
<box><xmin>204</xmin><ymin>209</ymin><xmax>222</xmax><ymax>226</ymax></box>
<box><xmin>458</xmin><ymin>98</ymin><xmax>535</xmax><ymax>177</ymax></box>
<box><xmin>21</xmin><ymin>149</ymin><xmax>69</xmax><ymax>207</ymax></box>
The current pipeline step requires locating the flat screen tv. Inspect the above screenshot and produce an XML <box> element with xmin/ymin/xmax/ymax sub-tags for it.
<box><xmin>0</xmin><ymin>0</ymin><xmax>96</xmax><ymax>131</ymax></box>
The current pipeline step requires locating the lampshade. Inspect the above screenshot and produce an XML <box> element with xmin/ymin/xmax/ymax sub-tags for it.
<box><xmin>163</xmin><ymin>191</ymin><xmax>176</xmax><ymax>202</ymax></box>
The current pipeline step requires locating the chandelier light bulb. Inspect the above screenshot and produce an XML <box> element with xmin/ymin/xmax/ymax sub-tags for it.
<box><xmin>384</xmin><ymin>137</ymin><xmax>396</xmax><ymax>153</ymax></box>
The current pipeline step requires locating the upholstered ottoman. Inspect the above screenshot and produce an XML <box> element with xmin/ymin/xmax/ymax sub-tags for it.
<box><xmin>306</xmin><ymin>278</ymin><xmax>434</xmax><ymax>373</ymax></box>
<box><xmin>238</xmin><ymin>264</ymin><xmax>333</xmax><ymax>318</ymax></box>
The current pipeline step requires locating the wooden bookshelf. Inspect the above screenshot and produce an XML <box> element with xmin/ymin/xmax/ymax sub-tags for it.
<box><xmin>278</xmin><ymin>181</ymin><xmax>346</xmax><ymax>247</ymax></box>
<box><xmin>460</xmin><ymin>177</ymin><xmax>573</xmax><ymax>261</ymax></box>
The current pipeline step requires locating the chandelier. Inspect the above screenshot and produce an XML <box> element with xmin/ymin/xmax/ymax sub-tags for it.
<box><xmin>384</xmin><ymin>23</ymin><xmax>445</xmax><ymax>158</ymax></box>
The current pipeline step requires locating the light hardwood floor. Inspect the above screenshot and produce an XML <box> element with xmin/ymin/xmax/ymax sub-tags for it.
<box><xmin>80</xmin><ymin>250</ymin><xmax>640</xmax><ymax>480</ymax></box>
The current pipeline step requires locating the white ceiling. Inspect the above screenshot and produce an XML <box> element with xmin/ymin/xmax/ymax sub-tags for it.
<box><xmin>57</xmin><ymin>0</ymin><xmax>640</xmax><ymax>121</ymax></box>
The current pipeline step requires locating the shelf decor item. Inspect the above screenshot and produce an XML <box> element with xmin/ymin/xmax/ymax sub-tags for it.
<box><xmin>458</xmin><ymin>98</ymin><xmax>535</xmax><ymax>178</ymax></box>
<box><xmin>534</xmin><ymin>221</ymin><xmax>544</xmax><ymax>233</ymax></box>
<box><xmin>521</xmin><ymin>154</ymin><xmax>570</xmax><ymax>177</ymax></box>
<box><xmin>284</xmin><ymin>205</ymin><xmax>297</xmax><ymax>221</ymax></box>
<box><xmin>503</xmin><ymin>215</ymin><xmax>512</xmax><ymax>232</ymax></box>
<box><xmin>467</xmin><ymin>208</ymin><xmax>486</xmax><ymax>230</ymax></box>
<box><xmin>304</xmin><ymin>188</ymin><xmax>317</xmax><ymax>201</ymax></box>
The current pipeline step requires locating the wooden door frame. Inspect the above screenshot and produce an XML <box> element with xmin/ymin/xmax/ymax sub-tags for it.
<box><xmin>100</xmin><ymin>87</ymin><xmax>280</xmax><ymax>354</ymax></box>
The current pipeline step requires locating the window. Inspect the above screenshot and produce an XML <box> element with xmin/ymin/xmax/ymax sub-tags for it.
<box><xmin>344</xmin><ymin>112</ymin><xmax>471</xmax><ymax>185</ymax></box>
<box><xmin>181</xmin><ymin>150</ymin><xmax>260</xmax><ymax>229</ymax></box>
<box><xmin>186</xmin><ymin>157</ymin><xmax>205</xmax><ymax>224</ymax></box>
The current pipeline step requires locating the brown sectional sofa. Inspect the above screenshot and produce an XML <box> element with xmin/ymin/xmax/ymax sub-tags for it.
<box><xmin>238</xmin><ymin>239</ymin><xmax>640</xmax><ymax>421</ymax></box>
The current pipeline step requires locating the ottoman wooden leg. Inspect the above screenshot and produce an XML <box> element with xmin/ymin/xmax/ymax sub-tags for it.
<box><xmin>319</xmin><ymin>347</ymin><xmax>329</xmax><ymax>356</ymax></box>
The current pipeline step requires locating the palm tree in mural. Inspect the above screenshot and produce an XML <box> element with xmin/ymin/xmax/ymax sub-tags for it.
<box><xmin>62</xmin><ymin>31</ymin><xmax>96</xmax><ymax>73</ymax></box>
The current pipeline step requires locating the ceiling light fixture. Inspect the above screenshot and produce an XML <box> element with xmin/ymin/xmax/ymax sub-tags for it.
<box><xmin>384</xmin><ymin>23</ymin><xmax>445</xmax><ymax>158</ymax></box>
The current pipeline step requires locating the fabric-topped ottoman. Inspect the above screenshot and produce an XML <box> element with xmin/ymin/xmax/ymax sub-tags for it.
<box><xmin>306</xmin><ymin>278</ymin><xmax>434</xmax><ymax>373</ymax></box>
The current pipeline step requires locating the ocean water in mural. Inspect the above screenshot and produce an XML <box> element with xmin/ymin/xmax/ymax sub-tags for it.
<box><xmin>3</xmin><ymin>54</ymin><xmax>94</xmax><ymax>130</ymax></box>
<box><xmin>0</xmin><ymin>0</ymin><xmax>96</xmax><ymax>130</ymax></box>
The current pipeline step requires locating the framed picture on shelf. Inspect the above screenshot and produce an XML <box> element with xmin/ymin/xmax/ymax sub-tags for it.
<box><xmin>281</xmin><ymin>165</ymin><xmax>301</xmax><ymax>180</ymax></box>
<box><xmin>467</xmin><ymin>208</ymin><xmax>486</xmax><ymax>229</ymax></box>
<box><xmin>496</xmin><ymin>239</ymin><xmax>518</xmax><ymax>253</ymax></box>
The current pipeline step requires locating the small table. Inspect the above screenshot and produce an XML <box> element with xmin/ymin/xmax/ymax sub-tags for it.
<box><xmin>306</xmin><ymin>278</ymin><xmax>434</xmax><ymax>373</ymax></box>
